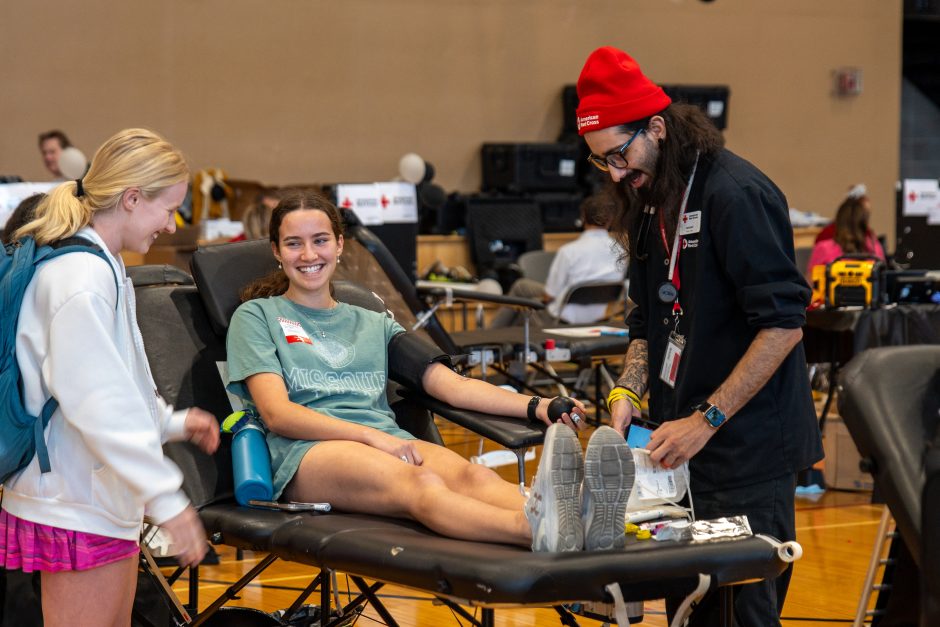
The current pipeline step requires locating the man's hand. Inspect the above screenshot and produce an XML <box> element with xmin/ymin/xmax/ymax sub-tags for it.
<box><xmin>610</xmin><ymin>397</ymin><xmax>641</xmax><ymax>436</ymax></box>
<box><xmin>611</xmin><ymin>339</ymin><xmax>648</xmax><ymax>435</ymax></box>
<box><xmin>185</xmin><ymin>408</ymin><xmax>220</xmax><ymax>454</ymax></box>
<box><xmin>646</xmin><ymin>413</ymin><xmax>716</xmax><ymax>469</ymax></box>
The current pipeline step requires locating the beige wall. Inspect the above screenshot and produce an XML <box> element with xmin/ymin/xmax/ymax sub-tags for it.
<box><xmin>1</xmin><ymin>0</ymin><xmax>901</xmax><ymax>238</ymax></box>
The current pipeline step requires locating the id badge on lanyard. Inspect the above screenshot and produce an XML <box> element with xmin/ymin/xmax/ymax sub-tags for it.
<box><xmin>656</xmin><ymin>152</ymin><xmax>698</xmax><ymax>389</ymax></box>
<box><xmin>659</xmin><ymin>330</ymin><xmax>685</xmax><ymax>388</ymax></box>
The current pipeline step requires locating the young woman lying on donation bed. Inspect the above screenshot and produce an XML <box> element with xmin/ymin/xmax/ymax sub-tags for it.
<box><xmin>225</xmin><ymin>190</ymin><xmax>638</xmax><ymax>552</ymax></box>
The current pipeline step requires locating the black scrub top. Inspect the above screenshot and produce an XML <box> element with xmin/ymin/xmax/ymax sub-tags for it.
<box><xmin>627</xmin><ymin>148</ymin><xmax>823</xmax><ymax>493</ymax></box>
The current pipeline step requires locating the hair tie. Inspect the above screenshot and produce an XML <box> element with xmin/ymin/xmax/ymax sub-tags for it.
<box><xmin>74</xmin><ymin>178</ymin><xmax>85</xmax><ymax>198</ymax></box>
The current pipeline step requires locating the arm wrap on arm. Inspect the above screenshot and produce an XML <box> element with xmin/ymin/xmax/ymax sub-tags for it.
<box><xmin>388</xmin><ymin>331</ymin><xmax>455</xmax><ymax>392</ymax></box>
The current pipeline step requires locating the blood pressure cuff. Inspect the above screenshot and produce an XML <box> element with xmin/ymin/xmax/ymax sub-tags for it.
<box><xmin>388</xmin><ymin>331</ymin><xmax>455</xmax><ymax>392</ymax></box>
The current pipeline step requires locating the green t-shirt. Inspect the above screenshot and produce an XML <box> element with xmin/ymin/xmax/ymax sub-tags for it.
<box><xmin>226</xmin><ymin>295</ymin><xmax>413</xmax><ymax>497</ymax></box>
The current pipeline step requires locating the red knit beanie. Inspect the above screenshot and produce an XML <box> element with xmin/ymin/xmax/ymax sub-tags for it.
<box><xmin>576</xmin><ymin>46</ymin><xmax>672</xmax><ymax>135</ymax></box>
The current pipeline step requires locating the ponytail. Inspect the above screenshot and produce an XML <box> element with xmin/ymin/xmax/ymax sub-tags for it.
<box><xmin>13</xmin><ymin>181</ymin><xmax>93</xmax><ymax>244</ymax></box>
<box><xmin>240</xmin><ymin>270</ymin><xmax>290</xmax><ymax>301</ymax></box>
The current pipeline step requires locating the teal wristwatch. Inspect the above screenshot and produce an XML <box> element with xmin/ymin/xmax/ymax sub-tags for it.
<box><xmin>694</xmin><ymin>401</ymin><xmax>727</xmax><ymax>429</ymax></box>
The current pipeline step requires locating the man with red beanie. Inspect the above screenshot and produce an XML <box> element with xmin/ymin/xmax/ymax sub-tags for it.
<box><xmin>579</xmin><ymin>46</ymin><xmax>822</xmax><ymax>625</ymax></box>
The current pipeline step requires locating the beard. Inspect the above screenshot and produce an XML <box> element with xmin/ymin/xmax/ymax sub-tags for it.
<box><xmin>618</xmin><ymin>138</ymin><xmax>659</xmax><ymax>204</ymax></box>
<box><xmin>617</xmin><ymin>139</ymin><xmax>694</xmax><ymax>243</ymax></box>
<box><xmin>615</xmin><ymin>140</ymin><xmax>681</xmax><ymax>242</ymax></box>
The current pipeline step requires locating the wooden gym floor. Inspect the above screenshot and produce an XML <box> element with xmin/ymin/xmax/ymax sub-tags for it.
<box><xmin>171</xmin><ymin>418</ymin><xmax>884</xmax><ymax>626</ymax></box>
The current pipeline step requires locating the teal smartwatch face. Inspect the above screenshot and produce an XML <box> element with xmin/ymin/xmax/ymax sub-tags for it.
<box><xmin>695</xmin><ymin>401</ymin><xmax>727</xmax><ymax>429</ymax></box>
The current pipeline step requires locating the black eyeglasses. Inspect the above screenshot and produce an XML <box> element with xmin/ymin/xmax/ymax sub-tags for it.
<box><xmin>586</xmin><ymin>128</ymin><xmax>645</xmax><ymax>172</ymax></box>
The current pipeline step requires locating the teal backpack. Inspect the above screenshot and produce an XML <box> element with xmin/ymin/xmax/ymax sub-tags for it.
<box><xmin>0</xmin><ymin>235</ymin><xmax>116</xmax><ymax>485</ymax></box>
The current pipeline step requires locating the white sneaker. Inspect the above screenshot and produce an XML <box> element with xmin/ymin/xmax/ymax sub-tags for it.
<box><xmin>582</xmin><ymin>426</ymin><xmax>635</xmax><ymax>551</ymax></box>
<box><xmin>526</xmin><ymin>423</ymin><xmax>584</xmax><ymax>552</ymax></box>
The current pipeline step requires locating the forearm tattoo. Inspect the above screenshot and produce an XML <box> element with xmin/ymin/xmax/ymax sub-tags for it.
<box><xmin>617</xmin><ymin>339</ymin><xmax>649</xmax><ymax>397</ymax></box>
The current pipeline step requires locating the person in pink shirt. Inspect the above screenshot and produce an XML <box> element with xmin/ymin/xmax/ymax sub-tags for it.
<box><xmin>807</xmin><ymin>185</ymin><xmax>885</xmax><ymax>276</ymax></box>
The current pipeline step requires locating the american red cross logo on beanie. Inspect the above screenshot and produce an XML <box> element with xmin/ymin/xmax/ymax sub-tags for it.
<box><xmin>575</xmin><ymin>46</ymin><xmax>672</xmax><ymax>136</ymax></box>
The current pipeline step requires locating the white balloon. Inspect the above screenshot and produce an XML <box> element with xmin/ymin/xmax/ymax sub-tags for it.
<box><xmin>398</xmin><ymin>152</ymin><xmax>426</xmax><ymax>184</ymax></box>
<box><xmin>58</xmin><ymin>147</ymin><xmax>88</xmax><ymax>180</ymax></box>
<box><xmin>476</xmin><ymin>278</ymin><xmax>503</xmax><ymax>295</ymax></box>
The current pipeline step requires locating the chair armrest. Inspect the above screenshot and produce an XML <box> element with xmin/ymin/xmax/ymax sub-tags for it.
<box><xmin>398</xmin><ymin>389</ymin><xmax>546</xmax><ymax>450</ymax></box>
<box><xmin>416</xmin><ymin>285</ymin><xmax>546</xmax><ymax>310</ymax></box>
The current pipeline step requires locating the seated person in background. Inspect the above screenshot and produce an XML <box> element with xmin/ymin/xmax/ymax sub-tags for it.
<box><xmin>226</xmin><ymin>190</ymin><xmax>636</xmax><ymax>552</ymax></box>
<box><xmin>37</xmin><ymin>130</ymin><xmax>72</xmax><ymax>180</ymax></box>
<box><xmin>2</xmin><ymin>193</ymin><xmax>46</xmax><ymax>244</ymax></box>
<box><xmin>230</xmin><ymin>188</ymin><xmax>280</xmax><ymax>242</ymax></box>
<box><xmin>491</xmin><ymin>191</ymin><xmax>625</xmax><ymax>327</ymax></box>
<box><xmin>806</xmin><ymin>184</ymin><xmax>885</xmax><ymax>276</ymax></box>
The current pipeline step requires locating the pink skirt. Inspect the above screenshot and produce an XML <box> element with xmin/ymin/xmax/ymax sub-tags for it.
<box><xmin>0</xmin><ymin>509</ymin><xmax>138</xmax><ymax>572</ymax></box>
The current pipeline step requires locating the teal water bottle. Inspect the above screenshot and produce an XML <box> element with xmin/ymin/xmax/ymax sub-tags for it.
<box><xmin>231</xmin><ymin>421</ymin><xmax>273</xmax><ymax>506</ymax></box>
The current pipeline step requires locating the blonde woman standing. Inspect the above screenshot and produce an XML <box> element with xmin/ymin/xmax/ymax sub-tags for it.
<box><xmin>0</xmin><ymin>129</ymin><xmax>219</xmax><ymax>627</ymax></box>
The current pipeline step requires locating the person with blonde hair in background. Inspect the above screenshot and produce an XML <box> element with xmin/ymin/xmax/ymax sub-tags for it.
<box><xmin>1</xmin><ymin>128</ymin><xmax>220</xmax><ymax>627</ymax></box>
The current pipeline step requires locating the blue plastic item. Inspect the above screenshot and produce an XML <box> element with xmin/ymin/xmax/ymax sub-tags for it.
<box><xmin>626</xmin><ymin>424</ymin><xmax>653</xmax><ymax>450</ymax></box>
<box><xmin>231</xmin><ymin>421</ymin><xmax>274</xmax><ymax>506</ymax></box>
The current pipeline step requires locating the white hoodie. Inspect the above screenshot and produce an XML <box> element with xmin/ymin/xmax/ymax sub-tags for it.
<box><xmin>3</xmin><ymin>226</ymin><xmax>190</xmax><ymax>541</ymax></box>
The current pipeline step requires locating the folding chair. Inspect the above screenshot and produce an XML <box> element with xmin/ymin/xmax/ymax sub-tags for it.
<box><xmin>517</xmin><ymin>249</ymin><xmax>556</xmax><ymax>284</ymax></box>
<box><xmin>551</xmin><ymin>278</ymin><xmax>627</xmax><ymax>325</ymax></box>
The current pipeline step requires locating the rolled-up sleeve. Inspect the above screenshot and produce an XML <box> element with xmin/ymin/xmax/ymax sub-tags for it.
<box><xmin>710</xmin><ymin>183</ymin><xmax>810</xmax><ymax>329</ymax></box>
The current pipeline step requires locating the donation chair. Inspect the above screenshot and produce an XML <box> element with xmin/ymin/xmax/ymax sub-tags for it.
<box><xmin>132</xmin><ymin>264</ymin><xmax>803</xmax><ymax>627</ymax></box>
<box><xmin>127</xmin><ymin>263</ymin><xmax>195</xmax><ymax>287</ymax></box>
<box><xmin>838</xmin><ymin>345</ymin><xmax>940</xmax><ymax>627</ymax></box>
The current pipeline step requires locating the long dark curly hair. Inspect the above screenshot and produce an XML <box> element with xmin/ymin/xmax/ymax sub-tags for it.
<box><xmin>608</xmin><ymin>103</ymin><xmax>724</xmax><ymax>257</ymax></box>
